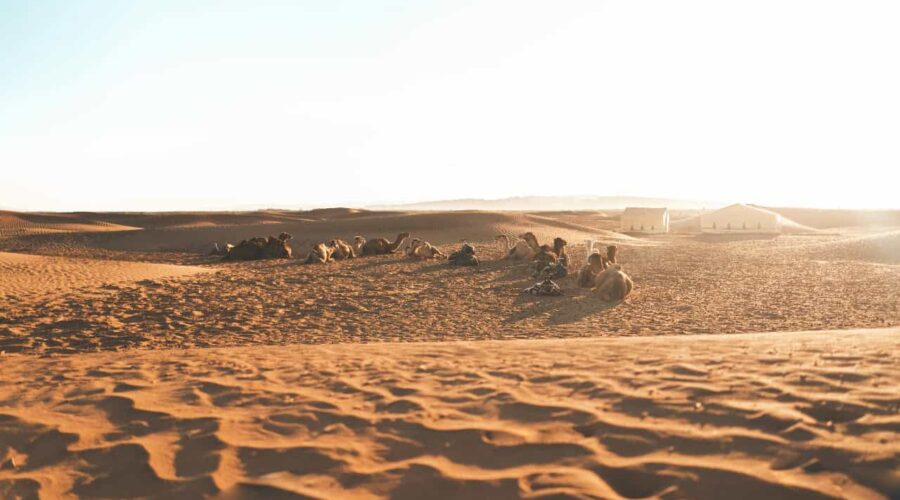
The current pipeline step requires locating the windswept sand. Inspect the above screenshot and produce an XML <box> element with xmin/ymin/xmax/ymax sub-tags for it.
<box><xmin>1</xmin><ymin>328</ymin><xmax>897</xmax><ymax>499</ymax></box>
<box><xmin>0</xmin><ymin>251</ymin><xmax>210</xmax><ymax>301</ymax></box>
<box><xmin>0</xmin><ymin>211</ymin><xmax>139</xmax><ymax>239</ymax></box>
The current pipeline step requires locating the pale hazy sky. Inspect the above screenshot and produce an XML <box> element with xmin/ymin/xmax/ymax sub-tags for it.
<box><xmin>2</xmin><ymin>1</ymin><xmax>898</xmax><ymax>211</ymax></box>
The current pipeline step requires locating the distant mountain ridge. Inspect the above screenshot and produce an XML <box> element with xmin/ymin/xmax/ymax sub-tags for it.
<box><xmin>369</xmin><ymin>196</ymin><xmax>721</xmax><ymax>212</ymax></box>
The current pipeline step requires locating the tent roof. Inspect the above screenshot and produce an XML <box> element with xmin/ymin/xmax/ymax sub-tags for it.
<box><xmin>622</xmin><ymin>207</ymin><xmax>668</xmax><ymax>217</ymax></box>
<box><xmin>706</xmin><ymin>203</ymin><xmax>782</xmax><ymax>218</ymax></box>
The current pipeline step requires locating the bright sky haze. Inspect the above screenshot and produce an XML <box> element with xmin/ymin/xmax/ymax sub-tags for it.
<box><xmin>2</xmin><ymin>1</ymin><xmax>898</xmax><ymax>211</ymax></box>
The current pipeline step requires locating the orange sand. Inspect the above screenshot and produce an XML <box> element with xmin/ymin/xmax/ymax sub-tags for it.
<box><xmin>0</xmin><ymin>208</ymin><xmax>897</xmax><ymax>498</ymax></box>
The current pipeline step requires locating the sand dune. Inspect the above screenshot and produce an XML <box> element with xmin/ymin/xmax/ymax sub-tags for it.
<box><xmin>1</xmin><ymin>210</ymin><xmax>637</xmax><ymax>257</ymax></box>
<box><xmin>0</xmin><ymin>327</ymin><xmax>896</xmax><ymax>499</ymax></box>
<box><xmin>0</xmin><ymin>211</ymin><xmax>139</xmax><ymax>239</ymax></box>
<box><xmin>0</xmin><ymin>251</ymin><xmax>210</xmax><ymax>301</ymax></box>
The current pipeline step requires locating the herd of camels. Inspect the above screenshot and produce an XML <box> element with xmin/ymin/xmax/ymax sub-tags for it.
<box><xmin>217</xmin><ymin>230</ymin><xmax>633</xmax><ymax>301</ymax></box>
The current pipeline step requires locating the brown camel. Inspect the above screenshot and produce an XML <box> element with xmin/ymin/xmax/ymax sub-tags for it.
<box><xmin>261</xmin><ymin>233</ymin><xmax>293</xmax><ymax>259</ymax></box>
<box><xmin>352</xmin><ymin>236</ymin><xmax>366</xmax><ymax>256</ymax></box>
<box><xmin>304</xmin><ymin>242</ymin><xmax>334</xmax><ymax>264</ymax></box>
<box><xmin>406</xmin><ymin>238</ymin><xmax>446</xmax><ymax>260</ymax></box>
<box><xmin>330</xmin><ymin>239</ymin><xmax>356</xmax><ymax>260</ymax></box>
<box><xmin>361</xmin><ymin>232</ymin><xmax>410</xmax><ymax>256</ymax></box>
<box><xmin>497</xmin><ymin>232</ymin><xmax>541</xmax><ymax>260</ymax></box>
<box><xmin>531</xmin><ymin>237</ymin><xmax>567</xmax><ymax>273</ymax></box>
<box><xmin>593</xmin><ymin>264</ymin><xmax>633</xmax><ymax>302</ymax></box>
<box><xmin>606</xmin><ymin>245</ymin><xmax>618</xmax><ymax>264</ymax></box>
<box><xmin>577</xmin><ymin>251</ymin><xmax>609</xmax><ymax>288</ymax></box>
<box><xmin>223</xmin><ymin>233</ymin><xmax>292</xmax><ymax>261</ymax></box>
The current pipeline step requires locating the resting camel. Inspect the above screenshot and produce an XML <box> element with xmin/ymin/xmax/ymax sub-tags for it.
<box><xmin>361</xmin><ymin>232</ymin><xmax>410</xmax><ymax>256</ymax></box>
<box><xmin>496</xmin><ymin>232</ymin><xmax>541</xmax><ymax>260</ymax></box>
<box><xmin>405</xmin><ymin>238</ymin><xmax>446</xmax><ymax>260</ymax></box>
<box><xmin>531</xmin><ymin>237</ymin><xmax>567</xmax><ymax>273</ymax></box>
<box><xmin>353</xmin><ymin>236</ymin><xmax>366</xmax><ymax>256</ymax></box>
<box><xmin>304</xmin><ymin>242</ymin><xmax>334</xmax><ymax>264</ymax></box>
<box><xmin>593</xmin><ymin>264</ymin><xmax>633</xmax><ymax>302</ymax></box>
<box><xmin>223</xmin><ymin>233</ymin><xmax>293</xmax><ymax>261</ymax></box>
<box><xmin>448</xmin><ymin>243</ymin><xmax>479</xmax><ymax>266</ymax></box>
<box><xmin>577</xmin><ymin>251</ymin><xmax>609</xmax><ymax>288</ymax></box>
<box><xmin>606</xmin><ymin>245</ymin><xmax>618</xmax><ymax>264</ymax></box>
<box><xmin>330</xmin><ymin>239</ymin><xmax>356</xmax><ymax>260</ymax></box>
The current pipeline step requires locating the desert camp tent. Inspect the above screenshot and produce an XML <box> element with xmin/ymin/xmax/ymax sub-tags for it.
<box><xmin>699</xmin><ymin>204</ymin><xmax>782</xmax><ymax>233</ymax></box>
<box><xmin>621</xmin><ymin>207</ymin><xmax>669</xmax><ymax>233</ymax></box>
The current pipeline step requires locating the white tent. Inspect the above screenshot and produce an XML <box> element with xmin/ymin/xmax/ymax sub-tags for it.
<box><xmin>699</xmin><ymin>204</ymin><xmax>782</xmax><ymax>233</ymax></box>
<box><xmin>621</xmin><ymin>207</ymin><xmax>669</xmax><ymax>233</ymax></box>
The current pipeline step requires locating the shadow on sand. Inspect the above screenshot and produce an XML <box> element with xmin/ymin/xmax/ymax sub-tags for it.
<box><xmin>506</xmin><ymin>282</ymin><xmax>624</xmax><ymax>326</ymax></box>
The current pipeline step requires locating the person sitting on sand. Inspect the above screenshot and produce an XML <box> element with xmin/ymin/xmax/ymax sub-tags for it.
<box><xmin>448</xmin><ymin>243</ymin><xmax>479</xmax><ymax>266</ymax></box>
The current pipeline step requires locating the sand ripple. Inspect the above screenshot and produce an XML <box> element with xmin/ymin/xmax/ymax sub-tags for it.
<box><xmin>0</xmin><ymin>328</ymin><xmax>896</xmax><ymax>499</ymax></box>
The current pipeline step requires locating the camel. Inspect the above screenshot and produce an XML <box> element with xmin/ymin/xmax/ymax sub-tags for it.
<box><xmin>496</xmin><ymin>232</ymin><xmax>541</xmax><ymax>260</ymax></box>
<box><xmin>532</xmin><ymin>238</ymin><xmax>570</xmax><ymax>279</ymax></box>
<box><xmin>223</xmin><ymin>233</ymin><xmax>292</xmax><ymax>261</ymax></box>
<box><xmin>593</xmin><ymin>264</ymin><xmax>633</xmax><ymax>302</ymax></box>
<box><xmin>353</xmin><ymin>236</ymin><xmax>366</xmax><ymax>256</ymax></box>
<box><xmin>553</xmin><ymin>237</ymin><xmax>568</xmax><ymax>263</ymax></box>
<box><xmin>448</xmin><ymin>243</ymin><xmax>479</xmax><ymax>266</ymax></box>
<box><xmin>406</xmin><ymin>238</ymin><xmax>445</xmax><ymax>260</ymax></box>
<box><xmin>531</xmin><ymin>237</ymin><xmax>567</xmax><ymax>273</ymax></box>
<box><xmin>304</xmin><ymin>242</ymin><xmax>334</xmax><ymax>264</ymax></box>
<box><xmin>361</xmin><ymin>232</ymin><xmax>409</xmax><ymax>256</ymax></box>
<box><xmin>330</xmin><ymin>239</ymin><xmax>356</xmax><ymax>260</ymax></box>
<box><xmin>405</xmin><ymin>238</ymin><xmax>421</xmax><ymax>256</ymax></box>
<box><xmin>261</xmin><ymin>233</ymin><xmax>293</xmax><ymax>259</ymax></box>
<box><xmin>577</xmin><ymin>251</ymin><xmax>609</xmax><ymax>288</ymax></box>
<box><xmin>606</xmin><ymin>245</ymin><xmax>618</xmax><ymax>264</ymax></box>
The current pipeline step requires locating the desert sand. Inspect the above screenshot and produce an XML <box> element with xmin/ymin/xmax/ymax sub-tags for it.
<box><xmin>0</xmin><ymin>208</ymin><xmax>898</xmax><ymax>498</ymax></box>
<box><xmin>0</xmin><ymin>252</ymin><xmax>209</xmax><ymax>301</ymax></box>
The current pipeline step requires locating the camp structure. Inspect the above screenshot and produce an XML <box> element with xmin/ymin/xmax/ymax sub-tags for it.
<box><xmin>620</xmin><ymin>207</ymin><xmax>669</xmax><ymax>233</ymax></box>
<box><xmin>699</xmin><ymin>203</ymin><xmax>782</xmax><ymax>233</ymax></box>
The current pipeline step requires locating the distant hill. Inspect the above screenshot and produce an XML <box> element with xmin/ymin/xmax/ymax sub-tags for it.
<box><xmin>369</xmin><ymin>196</ymin><xmax>720</xmax><ymax>212</ymax></box>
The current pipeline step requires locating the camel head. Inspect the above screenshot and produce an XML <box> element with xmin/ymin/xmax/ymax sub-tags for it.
<box><xmin>278</xmin><ymin>232</ymin><xmax>293</xmax><ymax>241</ymax></box>
<box><xmin>553</xmin><ymin>237</ymin><xmax>567</xmax><ymax>254</ymax></box>
<box><xmin>520</xmin><ymin>232</ymin><xmax>541</xmax><ymax>251</ymax></box>
<box><xmin>606</xmin><ymin>245</ymin><xmax>618</xmax><ymax>262</ymax></box>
